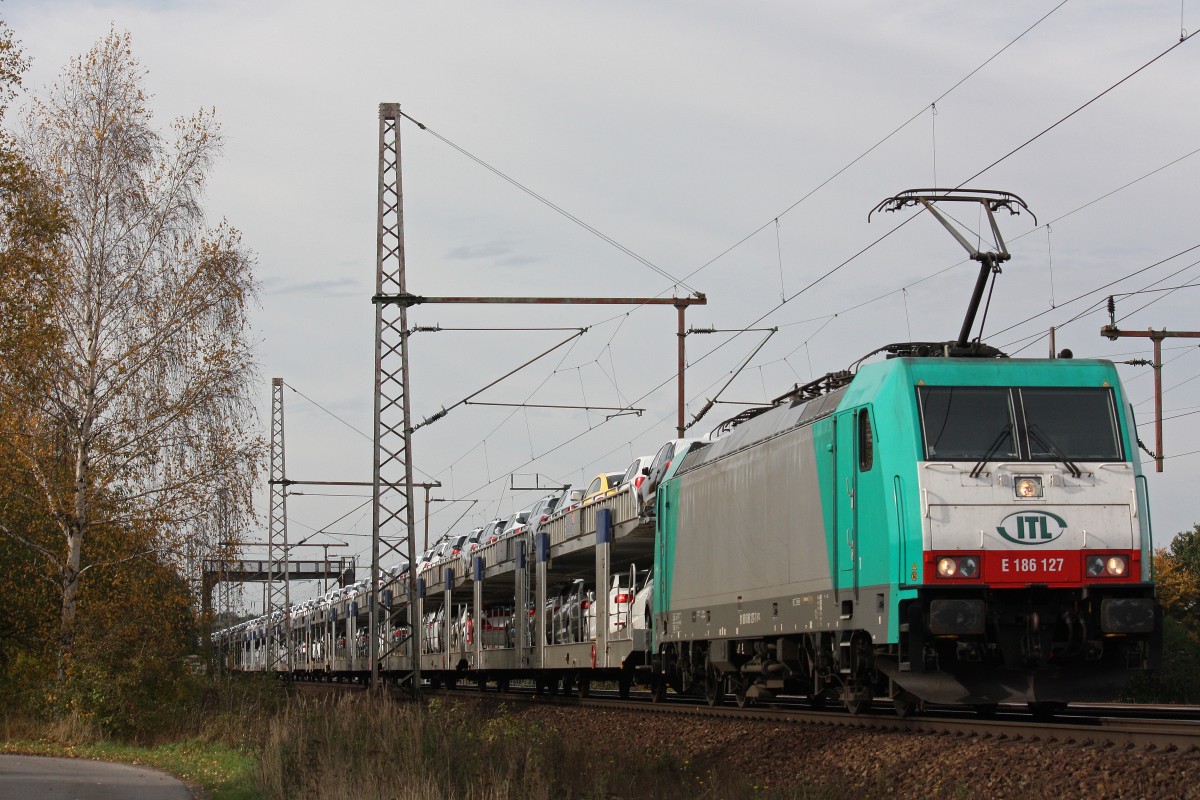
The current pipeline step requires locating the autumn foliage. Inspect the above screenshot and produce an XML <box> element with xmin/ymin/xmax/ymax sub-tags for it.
<box><xmin>1122</xmin><ymin>524</ymin><xmax>1200</xmax><ymax>703</ymax></box>
<box><xmin>0</xmin><ymin>22</ymin><xmax>261</xmax><ymax>733</ymax></box>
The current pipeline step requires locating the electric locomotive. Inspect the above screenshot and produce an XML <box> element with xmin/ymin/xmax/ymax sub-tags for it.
<box><xmin>651</xmin><ymin>351</ymin><xmax>1159</xmax><ymax>713</ymax></box>
<box><xmin>648</xmin><ymin>190</ymin><xmax>1160</xmax><ymax>714</ymax></box>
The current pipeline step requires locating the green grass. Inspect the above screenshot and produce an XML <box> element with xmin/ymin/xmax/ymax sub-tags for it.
<box><xmin>1</xmin><ymin>730</ymin><xmax>260</xmax><ymax>800</ymax></box>
<box><xmin>3</xmin><ymin>677</ymin><xmax>855</xmax><ymax>800</ymax></box>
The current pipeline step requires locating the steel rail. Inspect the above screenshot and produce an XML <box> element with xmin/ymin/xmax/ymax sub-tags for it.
<box><xmin>287</xmin><ymin>678</ymin><xmax>1200</xmax><ymax>751</ymax></box>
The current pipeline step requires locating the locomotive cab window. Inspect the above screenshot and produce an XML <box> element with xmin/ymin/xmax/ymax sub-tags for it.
<box><xmin>858</xmin><ymin>409</ymin><xmax>874</xmax><ymax>471</ymax></box>
<box><xmin>918</xmin><ymin>387</ymin><xmax>1016</xmax><ymax>460</ymax></box>
<box><xmin>1020</xmin><ymin>388</ymin><xmax>1122</xmax><ymax>461</ymax></box>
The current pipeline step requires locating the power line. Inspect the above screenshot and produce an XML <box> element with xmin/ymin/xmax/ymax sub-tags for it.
<box><xmin>958</xmin><ymin>30</ymin><xmax>1196</xmax><ymax>186</ymax></box>
<box><xmin>400</xmin><ymin>19</ymin><xmax>1200</xmax><ymax>536</ymax></box>
<box><xmin>398</xmin><ymin>111</ymin><xmax>699</xmax><ymax>294</ymax></box>
<box><xmin>784</xmin><ymin>144</ymin><xmax>1200</xmax><ymax>338</ymax></box>
<box><xmin>1005</xmin><ymin>255</ymin><xmax>1200</xmax><ymax>355</ymax></box>
<box><xmin>991</xmin><ymin>243</ymin><xmax>1200</xmax><ymax>343</ymax></box>
<box><xmin>283</xmin><ymin>380</ymin><xmax>438</xmax><ymax>480</ymax></box>
<box><xmin>675</xmin><ymin>0</ymin><xmax>1072</xmax><ymax>286</ymax></box>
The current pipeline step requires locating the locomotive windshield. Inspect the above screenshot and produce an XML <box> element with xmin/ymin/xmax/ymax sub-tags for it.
<box><xmin>918</xmin><ymin>386</ymin><xmax>1123</xmax><ymax>462</ymax></box>
<box><xmin>1020</xmin><ymin>388</ymin><xmax>1122</xmax><ymax>461</ymax></box>
<box><xmin>918</xmin><ymin>387</ymin><xmax>1016</xmax><ymax>460</ymax></box>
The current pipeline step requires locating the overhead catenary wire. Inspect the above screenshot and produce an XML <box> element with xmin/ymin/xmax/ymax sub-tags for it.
<box><xmin>668</xmin><ymin>32</ymin><xmax>1200</xmax><ymax>379</ymax></box>
<box><xmin>487</xmin><ymin>110</ymin><xmax>1190</xmax><ymax>513</ymax></box>
<box><xmin>403</xmin><ymin>9</ymin><xmax>1200</xmax><ymax>542</ymax></box>
<box><xmin>397</xmin><ymin>110</ymin><xmax>699</xmax><ymax>295</ymax></box>
<box><xmin>957</xmin><ymin>29</ymin><xmax>1196</xmax><ymax>187</ymax></box>
<box><xmin>412</xmin><ymin>329</ymin><xmax>588</xmax><ymax>432</ymax></box>
<box><xmin>670</xmin><ymin>0</ymin><xmax>1072</xmax><ymax>289</ymax></box>
<box><xmin>282</xmin><ymin>381</ymin><xmax>437</xmax><ymax>481</ymax></box>
<box><xmin>467</xmin><ymin>0</ymin><xmax>1075</xmax><ymax>342</ymax></box>
<box><xmin>1004</xmin><ymin>255</ymin><xmax>1200</xmax><ymax>354</ymax></box>
<box><xmin>766</xmin><ymin>142</ymin><xmax>1200</xmax><ymax>339</ymax></box>
<box><xmin>991</xmin><ymin>243</ymin><xmax>1200</xmax><ymax>343</ymax></box>
<box><xmin>424</xmin><ymin>237</ymin><xmax>1199</xmax><ymax>532</ymax></box>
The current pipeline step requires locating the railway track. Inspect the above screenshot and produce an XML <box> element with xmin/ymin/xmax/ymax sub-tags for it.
<box><xmin>288</xmin><ymin>678</ymin><xmax>1200</xmax><ymax>751</ymax></box>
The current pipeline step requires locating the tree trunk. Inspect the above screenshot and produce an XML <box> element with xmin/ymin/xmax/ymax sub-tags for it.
<box><xmin>57</xmin><ymin>429</ymin><xmax>90</xmax><ymax>682</ymax></box>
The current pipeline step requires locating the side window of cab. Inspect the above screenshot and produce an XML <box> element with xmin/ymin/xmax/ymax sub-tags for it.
<box><xmin>858</xmin><ymin>408</ymin><xmax>874</xmax><ymax>472</ymax></box>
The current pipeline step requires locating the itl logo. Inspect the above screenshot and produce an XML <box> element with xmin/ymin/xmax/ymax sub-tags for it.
<box><xmin>997</xmin><ymin>511</ymin><xmax>1067</xmax><ymax>545</ymax></box>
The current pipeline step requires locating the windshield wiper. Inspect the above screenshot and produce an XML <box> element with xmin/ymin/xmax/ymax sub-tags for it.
<box><xmin>970</xmin><ymin>424</ymin><xmax>1012</xmax><ymax>479</ymax></box>
<box><xmin>1027</xmin><ymin>424</ymin><xmax>1082</xmax><ymax>478</ymax></box>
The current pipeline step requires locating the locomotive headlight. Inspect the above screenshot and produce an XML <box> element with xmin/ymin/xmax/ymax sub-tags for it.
<box><xmin>1087</xmin><ymin>554</ymin><xmax>1129</xmax><ymax>577</ymax></box>
<box><xmin>936</xmin><ymin>556</ymin><xmax>980</xmax><ymax>579</ymax></box>
<box><xmin>1015</xmin><ymin>477</ymin><xmax>1043</xmax><ymax>498</ymax></box>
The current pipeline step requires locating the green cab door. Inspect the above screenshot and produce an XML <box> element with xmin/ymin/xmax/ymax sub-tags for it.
<box><xmin>834</xmin><ymin>410</ymin><xmax>857</xmax><ymax>595</ymax></box>
<box><xmin>834</xmin><ymin>406</ymin><xmax>875</xmax><ymax>600</ymax></box>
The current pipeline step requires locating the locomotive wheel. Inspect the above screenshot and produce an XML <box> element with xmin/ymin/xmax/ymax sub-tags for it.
<box><xmin>843</xmin><ymin>690</ymin><xmax>872</xmax><ymax>715</ymax></box>
<box><xmin>892</xmin><ymin>691</ymin><xmax>922</xmax><ymax>719</ymax></box>
<box><xmin>704</xmin><ymin>669</ymin><xmax>725</xmax><ymax>707</ymax></box>
<box><xmin>809</xmin><ymin>691</ymin><xmax>828</xmax><ymax>710</ymax></box>
<box><xmin>733</xmin><ymin>681</ymin><xmax>753</xmax><ymax>709</ymax></box>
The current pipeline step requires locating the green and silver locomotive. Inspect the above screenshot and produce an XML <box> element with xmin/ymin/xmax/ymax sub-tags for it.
<box><xmin>650</xmin><ymin>190</ymin><xmax>1160</xmax><ymax>715</ymax></box>
<box><xmin>651</xmin><ymin>353</ymin><xmax>1159</xmax><ymax>713</ymax></box>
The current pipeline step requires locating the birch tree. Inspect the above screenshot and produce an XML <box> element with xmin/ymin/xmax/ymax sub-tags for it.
<box><xmin>0</xmin><ymin>18</ymin><xmax>66</xmax><ymax>690</ymax></box>
<box><xmin>10</xmin><ymin>30</ymin><xmax>261</xmax><ymax>678</ymax></box>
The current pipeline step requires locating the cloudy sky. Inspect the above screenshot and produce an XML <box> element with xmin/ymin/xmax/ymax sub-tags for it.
<box><xmin>9</xmin><ymin>1</ymin><xmax>1200</xmax><ymax>609</ymax></box>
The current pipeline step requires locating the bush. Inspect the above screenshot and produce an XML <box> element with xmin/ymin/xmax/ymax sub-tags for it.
<box><xmin>1123</xmin><ymin>616</ymin><xmax>1200</xmax><ymax>703</ymax></box>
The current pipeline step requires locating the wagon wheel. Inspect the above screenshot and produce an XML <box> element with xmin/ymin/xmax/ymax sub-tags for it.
<box><xmin>892</xmin><ymin>691</ymin><xmax>923</xmax><ymax>719</ymax></box>
<box><xmin>476</xmin><ymin>674</ymin><xmax>487</xmax><ymax>692</ymax></box>
<box><xmin>578</xmin><ymin>677</ymin><xmax>591</xmax><ymax>698</ymax></box>
<box><xmin>703</xmin><ymin>668</ymin><xmax>725</xmax><ymax>707</ymax></box>
<box><xmin>733</xmin><ymin>679</ymin><xmax>754</xmax><ymax>709</ymax></box>
<box><xmin>497</xmin><ymin>677</ymin><xmax>510</xmax><ymax>693</ymax></box>
<box><xmin>617</xmin><ymin>674</ymin><xmax>632</xmax><ymax>699</ymax></box>
<box><xmin>650</xmin><ymin>676</ymin><xmax>667</xmax><ymax>703</ymax></box>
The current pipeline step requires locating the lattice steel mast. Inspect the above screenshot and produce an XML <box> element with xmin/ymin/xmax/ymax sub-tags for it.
<box><xmin>266</xmin><ymin>376</ymin><xmax>291</xmax><ymax>670</ymax></box>
<box><xmin>370</xmin><ymin>103</ymin><xmax>420</xmax><ymax>691</ymax></box>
